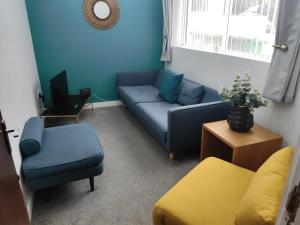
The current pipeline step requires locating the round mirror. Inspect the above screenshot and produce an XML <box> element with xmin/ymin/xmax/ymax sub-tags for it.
<box><xmin>93</xmin><ymin>1</ymin><xmax>111</xmax><ymax>20</ymax></box>
<box><xmin>83</xmin><ymin>0</ymin><xmax>120</xmax><ymax>30</ymax></box>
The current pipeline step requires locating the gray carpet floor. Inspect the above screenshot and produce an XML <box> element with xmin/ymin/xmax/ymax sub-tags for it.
<box><xmin>31</xmin><ymin>106</ymin><xmax>198</xmax><ymax>225</ymax></box>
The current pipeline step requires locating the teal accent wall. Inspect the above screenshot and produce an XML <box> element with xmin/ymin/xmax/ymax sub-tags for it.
<box><xmin>26</xmin><ymin>0</ymin><xmax>163</xmax><ymax>104</ymax></box>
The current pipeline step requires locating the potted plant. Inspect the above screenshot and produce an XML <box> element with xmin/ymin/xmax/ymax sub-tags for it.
<box><xmin>219</xmin><ymin>73</ymin><xmax>268</xmax><ymax>132</ymax></box>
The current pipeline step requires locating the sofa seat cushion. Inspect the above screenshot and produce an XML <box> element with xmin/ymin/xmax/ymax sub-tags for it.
<box><xmin>118</xmin><ymin>85</ymin><xmax>164</xmax><ymax>108</ymax></box>
<box><xmin>135</xmin><ymin>102</ymin><xmax>181</xmax><ymax>144</ymax></box>
<box><xmin>153</xmin><ymin>157</ymin><xmax>255</xmax><ymax>225</ymax></box>
<box><xmin>22</xmin><ymin>123</ymin><xmax>104</xmax><ymax>179</ymax></box>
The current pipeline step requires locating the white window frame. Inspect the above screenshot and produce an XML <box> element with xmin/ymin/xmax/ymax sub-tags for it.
<box><xmin>173</xmin><ymin>0</ymin><xmax>280</xmax><ymax>62</ymax></box>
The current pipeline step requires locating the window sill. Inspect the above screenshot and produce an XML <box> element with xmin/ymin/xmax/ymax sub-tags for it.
<box><xmin>172</xmin><ymin>45</ymin><xmax>272</xmax><ymax>64</ymax></box>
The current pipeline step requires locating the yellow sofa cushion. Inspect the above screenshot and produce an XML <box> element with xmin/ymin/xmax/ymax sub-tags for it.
<box><xmin>153</xmin><ymin>157</ymin><xmax>255</xmax><ymax>225</ymax></box>
<box><xmin>235</xmin><ymin>147</ymin><xmax>294</xmax><ymax>225</ymax></box>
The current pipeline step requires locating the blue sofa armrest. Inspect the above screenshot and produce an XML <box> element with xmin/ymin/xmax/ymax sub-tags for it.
<box><xmin>167</xmin><ymin>101</ymin><xmax>231</xmax><ymax>153</ymax></box>
<box><xmin>117</xmin><ymin>70</ymin><xmax>160</xmax><ymax>87</ymax></box>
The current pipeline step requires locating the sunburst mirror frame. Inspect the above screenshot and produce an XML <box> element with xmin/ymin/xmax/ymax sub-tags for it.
<box><xmin>83</xmin><ymin>0</ymin><xmax>120</xmax><ymax>30</ymax></box>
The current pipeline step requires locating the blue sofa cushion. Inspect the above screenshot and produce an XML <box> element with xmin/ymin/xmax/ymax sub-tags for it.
<box><xmin>118</xmin><ymin>85</ymin><xmax>163</xmax><ymax>108</ymax></box>
<box><xmin>177</xmin><ymin>80</ymin><xmax>204</xmax><ymax>105</ymax></box>
<box><xmin>159</xmin><ymin>70</ymin><xmax>184</xmax><ymax>103</ymax></box>
<box><xmin>201</xmin><ymin>86</ymin><xmax>222</xmax><ymax>103</ymax></box>
<box><xmin>22</xmin><ymin>123</ymin><xmax>104</xmax><ymax>179</ymax></box>
<box><xmin>154</xmin><ymin>70</ymin><xmax>164</xmax><ymax>88</ymax></box>
<box><xmin>135</xmin><ymin>102</ymin><xmax>181</xmax><ymax>143</ymax></box>
<box><xmin>19</xmin><ymin>117</ymin><xmax>44</xmax><ymax>156</ymax></box>
<box><xmin>118</xmin><ymin>70</ymin><xmax>159</xmax><ymax>86</ymax></box>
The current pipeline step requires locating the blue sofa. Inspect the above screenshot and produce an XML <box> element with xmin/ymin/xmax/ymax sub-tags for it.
<box><xmin>20</xmin><ymin>117</ymin><xmax>104</xmax><ymax>191</ymax></box>
<box><xmin>117</xmin><ymin>70</ymin><xmax>230</xmax><ymax>159</ymax></box>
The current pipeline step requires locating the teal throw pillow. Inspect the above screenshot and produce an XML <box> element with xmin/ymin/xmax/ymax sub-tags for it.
<box><xmin>159</xmin><ymin>70</ymin><xmax>184</xmax><ymax>103</ymax></box>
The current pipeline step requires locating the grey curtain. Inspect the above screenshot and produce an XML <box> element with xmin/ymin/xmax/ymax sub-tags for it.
<box><xmin>161</xmin><ymin>0</ymin><xmax>172</xmax><ymax>62</ymax></box>
<box><xmin>263</xmin><ymin>0</ymin><xmax>300</xmax><ymax>103</ymax></box>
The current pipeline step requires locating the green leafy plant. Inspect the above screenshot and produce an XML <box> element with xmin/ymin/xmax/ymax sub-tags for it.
<box><xmin>219</xmin><ymin>73</ymin><xmax>268</xmax><ymax>113</ymax></box>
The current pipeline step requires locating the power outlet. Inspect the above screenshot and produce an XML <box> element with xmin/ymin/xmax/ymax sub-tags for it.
<box><xmin>37</xmin><ymin>88</ymin><xmax>45</xmax><ymax>101</ymax></box>
<box><xmin>37</xmin><ymin>87</ymin><xmax>41</xmax><ymax>99</ymax></box>
<box><xmin>80</xmin><ymin>87</ymin><xmax>91</xmax><ymax>97</ymax></box>
<box><xmin>36</xmin><ymin>87</ymin><xmax>45</xmax><ymax>111</ymax></box>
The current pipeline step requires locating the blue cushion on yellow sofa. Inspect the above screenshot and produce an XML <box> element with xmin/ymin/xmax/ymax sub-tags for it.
<box><xmin>159</xmin><ymin>70</ymin><xmax>183</xmax><ymax>103</ymax></box>
<box><xmin>19</xmin><ymin>117</ymin><xmax>44</xmax><ymax>156</ymax></box>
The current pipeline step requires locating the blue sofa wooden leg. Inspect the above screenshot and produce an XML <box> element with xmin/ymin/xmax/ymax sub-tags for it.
<box><xmin>89</xmin><ymin>177</ymin><xmax>94</xmax><ymax>192</ymax></box>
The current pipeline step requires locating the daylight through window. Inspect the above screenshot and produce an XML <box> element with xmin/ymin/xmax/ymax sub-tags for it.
<box><xmin>176</xmin><ymin>0</ymin><xmax>279</xmax><ymax>61</ymax></box>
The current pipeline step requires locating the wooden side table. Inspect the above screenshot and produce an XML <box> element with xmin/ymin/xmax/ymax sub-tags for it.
<box><xmin>201</xmin><ymin>120</ymin><xmax>283</xmax><ymax>171</ymax></box>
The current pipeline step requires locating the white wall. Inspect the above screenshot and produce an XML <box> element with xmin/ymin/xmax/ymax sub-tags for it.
<box><xmin>167</xmin><ymin>47</ymin><xmax>300</xmax><ymax>146</ymax></box>
<box><xmin>0</xmin><ymin>0</ymin><xmax>41</xmax><ymax>218</ymax></box>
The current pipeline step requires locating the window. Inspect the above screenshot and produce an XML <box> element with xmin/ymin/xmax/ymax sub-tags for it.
<box><xmin>175</xmin><ymin>0</ymin><xmax>279</xmax><ymax>61</ymax></box>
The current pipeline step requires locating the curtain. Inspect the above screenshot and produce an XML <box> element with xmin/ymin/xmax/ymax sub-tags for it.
<box><xmin>263</xmin><ymin>0</ymin><xmax>300</xmax><ymax>103</ymax></box>
<box><xmin>160</xmin><ymin>0</ymin><xmax>172</xmax><ymax>62</ymax></box>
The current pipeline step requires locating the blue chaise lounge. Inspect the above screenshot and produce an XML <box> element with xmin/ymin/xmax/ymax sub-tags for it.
<box><xmin>20</xmin><ymin>117</ymin><xmax>104</xmax><ymax>191</ymax></box>
<box><xmin>117</xmin><ymin>70</ymin><xmax>230</xmax><ymax>159</ymax></box>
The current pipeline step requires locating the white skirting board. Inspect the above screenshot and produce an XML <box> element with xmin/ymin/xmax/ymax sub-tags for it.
<box><xmin>84</xmin><ymin>100</ymin><xmax>123</xmax><ymax>110</ymax></box>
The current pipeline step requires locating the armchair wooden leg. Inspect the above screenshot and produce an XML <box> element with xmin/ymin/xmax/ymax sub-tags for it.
<box><xmin>89</xmin><ymin>177</ymin><xmax>94</xmax><ymax>192</ymax></box>
<box><xmin>169</xmin><ymin>153</ymin><xmax>175</xmax><ymax>161</ymax></box>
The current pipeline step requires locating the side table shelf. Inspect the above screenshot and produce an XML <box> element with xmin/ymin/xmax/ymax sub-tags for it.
<box><xmin>201</xmin><ymin>120</ymin><xmax>283</xmax><ymax>171</ymax></box>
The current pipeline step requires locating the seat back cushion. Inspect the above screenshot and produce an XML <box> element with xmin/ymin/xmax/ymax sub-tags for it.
<box><xmin>201</xmin><ymin>86</ymin><xmax>221</xmax><ymax>103</ymax></box>
<box><xmin>158</xmin><ymin>70</ymin><xmax>184</xmax><ymax>104</ymax></box>
<box><xmin>235</xmin><ymin>147</ymin><xmax>294</xmax><ymax>225</ymax></box>
<box><xmin>155</xmin><ymin>70</ymin><xmax>183</xmax><ymax>89</ymax></box>
<box><xmin>154</xmin><ymin>70</ymin><xmax>164</xmax><ymax>88</ymax></box>
<box><xmin>19</xmin><ymin>117</ymin><xmax>44</xmax><ymax>156</ymax></box>
<box><xmin>177</xmin><ymin>79</ymin><xmax>204</xmax><ymax>105</ymax></box>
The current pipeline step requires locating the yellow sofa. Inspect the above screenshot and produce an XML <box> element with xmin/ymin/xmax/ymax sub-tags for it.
<box><xmin>153</xmin><ymin>147</ymin><xmax>293</xmax><ymax>225</ymax></box>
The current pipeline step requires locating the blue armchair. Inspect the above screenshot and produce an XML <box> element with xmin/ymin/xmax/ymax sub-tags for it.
<box><xmin>20</xmin><ymin>117</ymin><xmax>104</xmax><ymax>191</ymax></box>
<box><xmin>117</xmin><ymin>70</ymin><xmax>230</xmax><ymax>159</ymax></box>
